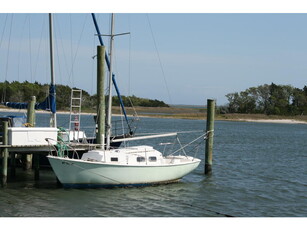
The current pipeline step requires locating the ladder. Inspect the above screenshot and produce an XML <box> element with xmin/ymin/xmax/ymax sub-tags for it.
<box><xmin>69</xmin><ymin>89</ymin><xmax>82</xmax><ymax>142</ymax></box>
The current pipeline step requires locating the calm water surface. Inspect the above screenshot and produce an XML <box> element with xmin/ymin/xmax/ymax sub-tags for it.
<box><xmin>0</xmin><ymin>112</ymin><xmax>306</xmax><ymax>217</ymax></box>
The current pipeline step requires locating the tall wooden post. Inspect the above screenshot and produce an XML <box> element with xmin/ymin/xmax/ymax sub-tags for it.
<box><xmin>24</xmin><ymin>96</ymin><xmax>36</xmax><ymax>170</ymax></box>
<box><xmin>96</xmin><ymin>46</ymin><xmax>106</xmax><ymax>148</ymax></box>
<box><xmin>27</xmin><ymin>96</ymin><xmax>36</xmax><ymax>126</ymax></box>
<box><xmin>1</xmin><ymin>121</ymin><xmax>9</xmax><ymax>187</ymax></box>
<box><xmin>205</xmin><ymin>99</ymin><xmax>215</xmax><ymax>175</ymax></box>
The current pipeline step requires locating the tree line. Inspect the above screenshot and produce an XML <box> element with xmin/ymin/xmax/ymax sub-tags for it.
<box><xmin>0</xmin><ymin>81</ymin><xmax>169</xmax><ymax>111</ymax></box>
<box><xmin>225</xmin><ymin>83</ymin><xmax>307</xmax><ymax>115</ymax></box>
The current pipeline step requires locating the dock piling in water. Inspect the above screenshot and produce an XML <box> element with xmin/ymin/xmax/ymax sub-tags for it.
<box><xmin>1</xmin><ymin>121</ymin><xmax>8</xmax><ymax>187</ymax></box>
<box><xmin>27</xmin><ymin>96</ymin><xmax>36</xmax><ymax>126</ymax></box>
<box><xmin>205</xmin><ymin>99</ymin><xmax>215</xmax><ymax>175</ymax></box>
<box><xmin>96</xmin><ymin>46</ymin><xmax>106</xmax><ymax>148</ymax></box>
<box><xmin>23</xmin><ymin>96</ymin><xmax>36</xmax><ymax>170</ymax></box>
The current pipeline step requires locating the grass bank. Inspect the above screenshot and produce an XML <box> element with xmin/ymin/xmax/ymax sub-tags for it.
<box><xmin>114</xmin><ymin>106</ymin><xmax>307</xmax><ymax>123</ymax></box>
<box><xmin>1</xmin><ymin>105</ymin><xmax>307</xmax><ymax>124</ymax></box>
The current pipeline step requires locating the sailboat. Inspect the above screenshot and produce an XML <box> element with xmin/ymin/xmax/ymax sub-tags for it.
<box><xmin>47</xmin><ymin>14</ymin><xmax>201</xmax><ymax>188</ymax></box>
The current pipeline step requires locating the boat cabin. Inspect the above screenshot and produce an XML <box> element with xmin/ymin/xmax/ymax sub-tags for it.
<box><xmin>81</xmin><ymin>145</ymin><xmax>163</xmax><ymax>165</ymax></box>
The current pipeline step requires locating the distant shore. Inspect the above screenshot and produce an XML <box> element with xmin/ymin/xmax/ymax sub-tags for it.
<box><xmin>226</xmin><ymin>118</ymin><xmax>307</xmax><ymax>124</ymax></box>
<box><xmin>1</xmin><ymin>107</ymin><xmax>307</xmax><ymax>125</ymax></box>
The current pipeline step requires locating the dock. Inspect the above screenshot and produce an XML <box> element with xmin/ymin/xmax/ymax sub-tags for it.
<box><xmin>0</xmin><ymin>120</ymin><xmax>98</xmax><ymax>187</ymax></box>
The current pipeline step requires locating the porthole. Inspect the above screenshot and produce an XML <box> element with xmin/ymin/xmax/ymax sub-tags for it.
<box><xmin>111</xmin><ymin>157</ymin><xmax>118</xmax><ymax>162</ymax></box>
<box><xmin>137</xmin><ymin>156</ymin><xmax>145</xmax><ymax>162</ymax></box>
<box><xmin>149</xmin><ymin>156</ymin><xmax>157</xmax><ymax>162</ymax></box>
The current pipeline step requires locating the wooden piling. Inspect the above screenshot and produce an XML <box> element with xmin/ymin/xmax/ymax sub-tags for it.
<box><xmin>205</xmin><ymin>99</ymin><xmax>215</xmax><ymax>175</ymax></box>
<box><xmin>27</xmin><ymin>96</ymin><xmax>36</xmax><ymax>126</ymax></box>
<box><xmin>96</xmin><ymin>46</ymin><xmax>106</xmax><ymax>148</ymax></box>
<box><xmin>23</xmin><ymin>96</ymin><xmax>36</xmax><ymax>170</ymax></box>
<box><xmin>1</xmin><ymin>121</ymin><xmax>8</xmax><ymax>187</ymax></box>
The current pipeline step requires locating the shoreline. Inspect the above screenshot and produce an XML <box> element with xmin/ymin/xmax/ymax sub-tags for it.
<box><xmin>1</xmin><ymin>108</ymin><xmax>307</xmax><ymax>125</ymax></box>
<box><xmin>224</xmin><ymin>118</ymin><xmax>307</xmax><ymax>125</ymax></box>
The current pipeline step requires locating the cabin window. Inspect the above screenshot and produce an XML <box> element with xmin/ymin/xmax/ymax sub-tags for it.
<box><xmin>148</xmin><ymin>156</ymin><xmax>157</xmax><ymax>162</ymax></box>
<box><xmin>111</xmin><ymin>157</ymin><xmax>118</xmax><ymax>162</ymax></box>
<box><xmin>137</xmin><ymin>157</ymin><xmax>145</xmax><ymax>162</ymax></box>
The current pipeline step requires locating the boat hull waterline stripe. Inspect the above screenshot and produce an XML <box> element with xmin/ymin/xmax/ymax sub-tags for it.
<box><xmin>61</xmin><ymin>179</ymin><xmax>180</xmax><ymax>188</ymax></box>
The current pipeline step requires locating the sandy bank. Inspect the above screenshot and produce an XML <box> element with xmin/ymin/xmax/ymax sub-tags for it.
<box><xmin>235</xmin><ymin>119</ymin><xmax>307</xmax><ymax>124</ymax></box>
<box><xmin>1</xmin><ymin>108</ymin><xmax>307</xmax><ymax>124</ymax></box>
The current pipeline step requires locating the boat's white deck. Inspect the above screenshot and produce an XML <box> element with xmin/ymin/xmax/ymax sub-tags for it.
<box><xmin>80</xmin><ymin>145</ymin><xmax>196</xmax><ymax>166</ymax></box>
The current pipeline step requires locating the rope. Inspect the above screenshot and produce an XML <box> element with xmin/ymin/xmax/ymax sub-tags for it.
<box><xmin>0</xmin><ymin>14</ymin><xmax>8</xmax><ymax>50</ymax></box>
<box><xmin>53</xmin><ymin>14</ymin><xmax>89</xmax><ymax>87</ymax></box>
<box><xmin>28</xmin><ymin>15</ymin><xmax>33</xmax><ymax>84</ymax></box>
<box><xmin>32</xmin><ymin>18</ymin><xmax>46</xmax><ymax>82</ymax></box>
<box><xmin>17</xmin><ymin>15</ymin><xmax>29</xmax><ymax>83</ymax></box>
<box><xmin>171</xmin><ymin>132</ymin><xmax>209</xmax><ymax>156</ymax></box>
<box><xmin>3</xmin><ymin>14</ymin><xmax>14</xmax><ymax>102</ymax></box>
<box><xmin>176</xmin><ymin>136</ymin><xmax>188</xmax><ymax>157</ymax></box>
<box><xmin>146</xmin><ymin>14</ymin><xmax>172</xmax><ymax>104</ymax></box>
<box><xmin>46</xmin><ymin>136</ymin><xmax>79</xmax><ymax>158</ymax></box>
<box><xmin>128</xmin><ymin>15</ymin><xmax>132</xmax><ymax>96</ymax></box>
<box><xmin>46</xmin><ymin>128</ymin><xmax>70</xmax><ymax>157</ymax></box>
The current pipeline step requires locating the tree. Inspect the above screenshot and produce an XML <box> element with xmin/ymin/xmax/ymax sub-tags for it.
<box><xmin>225</xmin><ymin>83</ymin><xmax>307</xmax><ymax>116</ymax></box>
<box><xmin>0</xmin><ymin>81</ymin><xmax>169</xmax><ymax>111</ymax></box>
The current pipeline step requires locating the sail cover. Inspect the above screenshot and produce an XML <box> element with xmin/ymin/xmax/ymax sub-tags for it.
<box><xmin>3</xmin><ymin>84</ymin><xmax>56</xmax><ymax>113</ymax></box>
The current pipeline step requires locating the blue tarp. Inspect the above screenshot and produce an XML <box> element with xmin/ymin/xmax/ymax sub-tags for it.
<box><xmin>4</xmin><ymin>84</ymin><xmax>56</xmax><ymax>113</ymax></box>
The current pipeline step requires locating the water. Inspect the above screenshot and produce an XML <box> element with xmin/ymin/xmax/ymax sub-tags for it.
<box><xmin>0</xmin><ymin>112</ymin><xmax>306</xmax><ymax>217</ymax></box>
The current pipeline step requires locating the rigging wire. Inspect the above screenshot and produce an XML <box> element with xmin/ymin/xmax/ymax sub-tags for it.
<box><xmin>69</xmin><ymin>14</ymin><xmax>74</xmax><ymax>86</ymax></box>
<box><xmin>28</xmin><ymin>15</ymin><xmax>33</xmax><ymax>84</ymax></box>
<box><xmin>0</xmin><ymin>14</ymin><xmax>8</xmax><ymax>50</ymax></box>
<box><xmin>68</xmin><ymin>14</ymin><xmax>89</xmax><ymax>87</ymax></box>
<box><xmin>3</xmin><ymin>14</ymin><xmax>14</xmax><ymax>102</ymax></box>
<box><xmin>119</xmin><ymin>104</ymin><xmax>127</xmax><ymax>148</ymax></box>
<box><xmin>146</xmin><ymin>14</ymin><xmax>172</xmax><ymax>105</ymax></box>
<box><xmin>16</xmin><ymin>15</ymin><xmax>29</xmax><ymax>83</ymax></box>
<box><xmin>53</xmin><ymin>16</ymin><xmax>68</xmax><ymax>85</ymax></box>
<box><xmin>90</xmin><ymin>31</ymin><xmax>96</xmax><ymax>95</ymax></box>
<box><xmin>128</xmin><ymin>14</ymin><xmax>132</xmax><ymax>96</ymax></box>
<box><xmin>32</xmin><ymin>17</ymin><xmax>47</xmax><ymax>83</ymax></box>
<box><xmin>54</xmin><ymin>14</ymin><xmax>89</xmax><ymax>87</ymax></box>
<box><xmin>0</xmin><ymin>14</ymin><xmax>8</xmax><ymax>102</ymax></box>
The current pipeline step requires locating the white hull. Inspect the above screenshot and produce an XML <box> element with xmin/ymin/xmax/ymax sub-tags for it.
<box><xmin>47</xmin><ymin>155</ymin><xmax>200</xmax><ymax>188</ymax></box>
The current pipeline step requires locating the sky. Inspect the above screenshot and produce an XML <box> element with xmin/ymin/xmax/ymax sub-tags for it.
<box><xmin>1</xmin><ymin>1</ymin><xmax>307</xmax><ymax>106</ymax></box>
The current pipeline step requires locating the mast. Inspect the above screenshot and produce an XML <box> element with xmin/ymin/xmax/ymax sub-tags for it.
<box><xmin>91</xmin><ymin>13</ymin><xmax>133</xmax><ymax>135</ymax></box>
<box><xmin>49</xmin><ymin>13</ymin><xmax>57</xmax><ymax>128</ymax></box>
<box><xmin>106</xmin><ymin>13</ymin><xmax>115</xmax><ymax>149</ymax></box>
